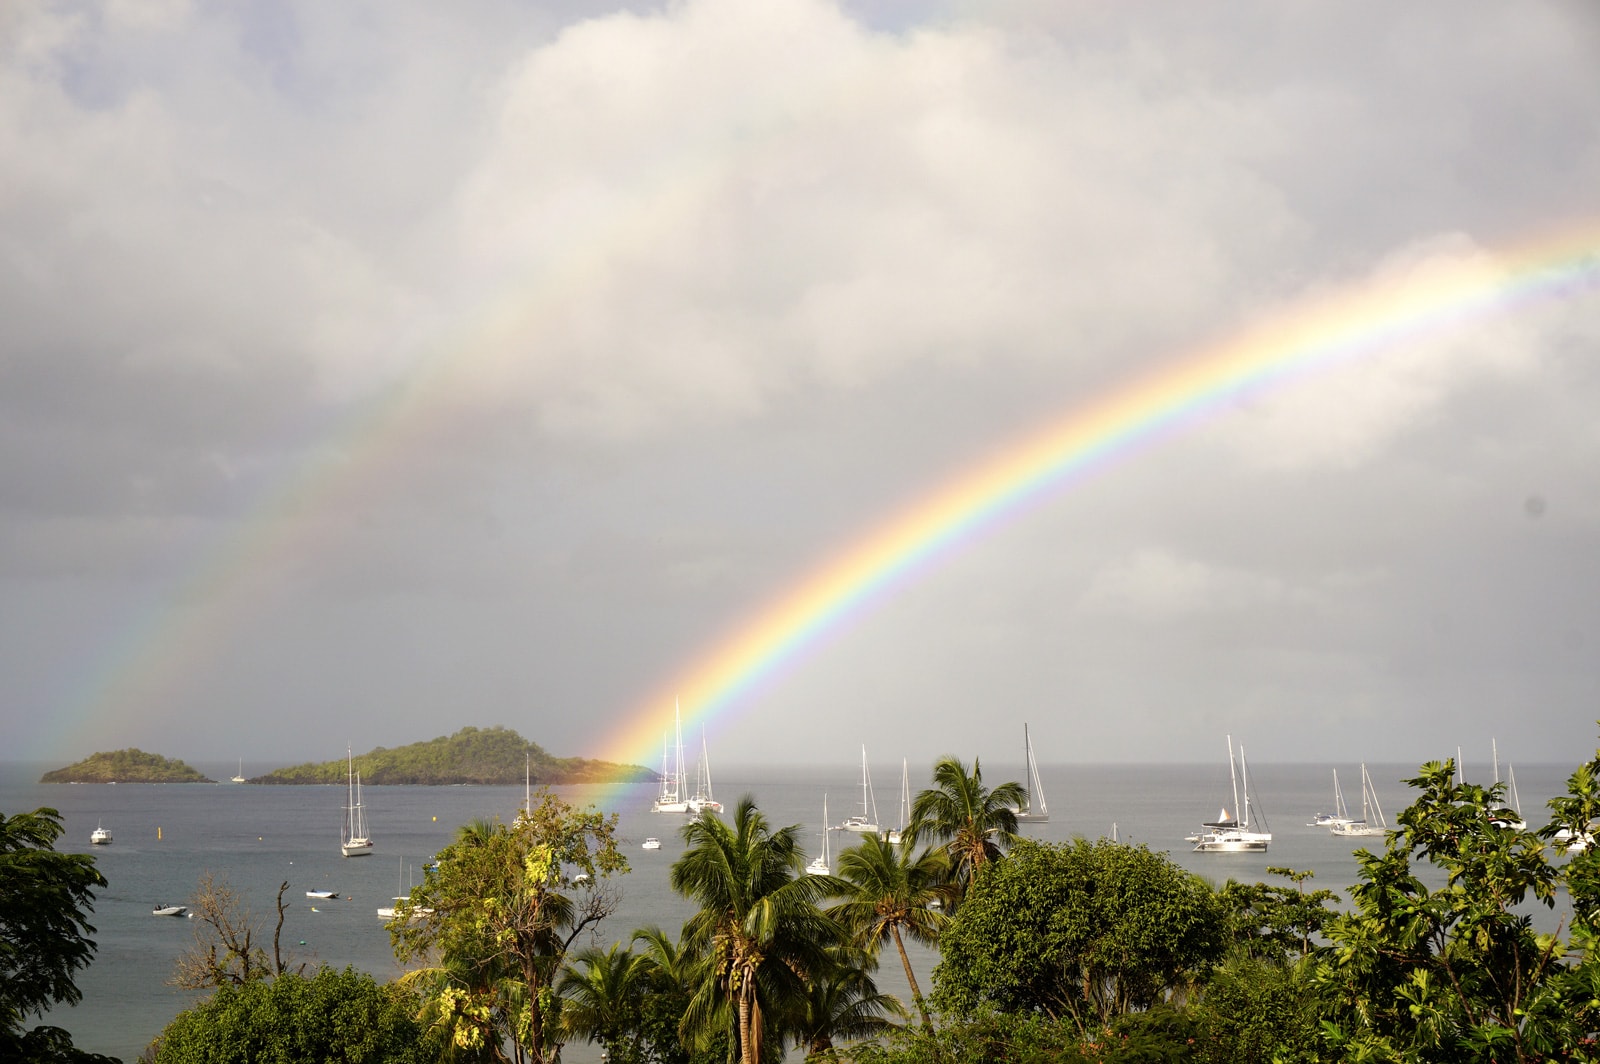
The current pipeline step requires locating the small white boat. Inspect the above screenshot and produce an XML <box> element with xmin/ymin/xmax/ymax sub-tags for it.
<box><xmin>838</xmin><ymin>746</ymin><xmax>879</xmax><ymax>833</ymax></box>
<box><xmin>641</xmin><ymin>837</ymin><xmax>662</xmax><ymax>850</ymax></box>
<box><xmin>1015</xmin><ymin>723</ymin><xmax>1050</xmax><ymax>824</ymax></box>
<box><xmin>153</xmin><ymin>904</ymin><xmax>188</xmax><ymax>917</ymax></box>
<box><xmin>90</xmin><ymin>820</ymin><xmax>112</xmax><ymax>845</ymax></box>
<box><xmin>231</xmin><ymin>758</ymin><xmax>246</xmax><ymax>784</ymax></box>
<box><xmin>807</xmin><ymin>795</ymin><xmax>831</xmax><ymax>876</ymax></box>
<box><xmin>1330</xmin><ymin>764</ymin><xmax>1386</xmax><ymax>837</ymax></box>
<box><xmin>1188</xmin><ymin>735</ymin><xmax>1272</xmax><ymax>853</ymax></box>
<box><xmin>305</xmin><ymin>890</ymin><xmax>339</xmax><ymax>900</ymax></box>
<box><xmin>341</xmin><ymin>747</ymin><xmax>374</xmax><ymax>858</ymax></box>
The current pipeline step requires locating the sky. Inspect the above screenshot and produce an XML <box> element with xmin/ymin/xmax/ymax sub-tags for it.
<box><xmin>2</xmin><ymin>0</ymin><xmax>1598</xmax><ymax>772</ymax></box>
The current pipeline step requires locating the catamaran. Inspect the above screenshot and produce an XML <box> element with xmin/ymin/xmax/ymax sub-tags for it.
<box><xmin>1187</xmin><ymin>735</ymin><xmax>1271</xmax><ymax>853</ymax></box>
<box><xmin>652</xmin><ymin>702</ymin><xmax>688</xmax><ymax>814</ymax></box>
<box><xmin>686</xmin><ymin>728</ymin><xmax>723</xmax><ymax>815</ymax></box>
<box><xmin>1015</xmin><ymin>723</ymin><xmax>1050</xmax><ymax>824</ymax></box>
<box><xmin>886</xmin><ymin>758</ymin><xmax>910</xmax><ymax>843</ymax></box>
<box><xmin>838</xmin><ymin>746</ymin><xmax>880</xmax><ymax>833</ymax></box>
<box><xmin>807</xmin><ymin>795</ymin><xmax>832</xmax><ymax>875</ymax></box>
<box><xmin>1330</xmin><ymin>763</ymin><xmax>1386</xmax><ymax>837</ymax></box>
<box><xmin>1308</xmin><ymin>768</ymin><xmax>1354</xmax><ymax>828</ymax></box>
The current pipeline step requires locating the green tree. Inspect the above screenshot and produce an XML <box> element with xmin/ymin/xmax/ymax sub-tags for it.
<box><xmin>0</xmin><ymin>808</ymin><xmax>117</xmax><ymax>1064</ymax></box>
<box><xmin>787</xmin><ymin>945</ymin><xmax>905</xmax><ymax>1060</ymax></box>
<box><xmin>171</xmin><ymin>873</ymin><xmax>305</xmax><ymax>988</ymax></box>
<box><xmin>932</xmin><ymin>838</ymin><xmax>1228</xmax><ymax>1034</ymax></box>
<box><xmin>1315</xmin><ymin>754</ymin><xmax>1600</xmax><ymax>1062</ymax></box>
<box><xmin>1218</xmin><ymin>866</ymin><xmax>1339</xmax><ymax>966</ymax></box>
<box><xmin>671</xmin><ymin>797</ymin><xmax>843</xmax><ymax>1064</ymax></box>
<box><xmin>151</xmin><ymin>965</ymin><xmax>429</xmax><ymax>1063</ymax></box>
<box><xmin>907</xmin><ymin>756</ymin><xmax>1025</xmax><ymax>898</ymax></box>
<box><xmin>828</xmin><ymin>833</ymin><xmax>953</xmax><ymax>1026</ymax></box>
<box><xmin>391</xmin><ymin>789</ymin><xmax>628</xmax><ymax>1064</ymax></box>
<box><xmin>559</xmin><ymin>942</ymin><xmax>653</xmax><ymax>1064</ymax></box>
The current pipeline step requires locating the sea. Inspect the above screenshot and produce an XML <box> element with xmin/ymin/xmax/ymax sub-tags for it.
<box><xmin>1</xmin><ymin>758</ymin><xmax>1577</xmax><ymax>1063</ymax></box>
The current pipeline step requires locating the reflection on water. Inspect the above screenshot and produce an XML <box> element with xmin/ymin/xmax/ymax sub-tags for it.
<box><xmin>0</xmin><ymin>758</ymin><xmax>1577</xmax><ymax>1063</ymax></box>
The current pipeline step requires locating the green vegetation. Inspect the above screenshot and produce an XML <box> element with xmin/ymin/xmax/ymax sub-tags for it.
<box><xmin>0</xmin><ymin>808</ymin><xmax>118</xmax><ymax>1064</ymax></box>
<box><xmin>40</xmin><ymin>749</ymin><xmax>212</xmax><ymax>784</ymax></box>
<box><xmin>256</xmin><ymin>725</ymin><xmax>655</xmax><ymax>785</ymax></box>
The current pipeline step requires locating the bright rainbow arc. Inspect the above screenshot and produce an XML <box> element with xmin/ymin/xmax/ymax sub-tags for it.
<box><xmin>602</xmin><ymin>229</ymin><xmax>1600</xmax><ymax>769</ymax></box>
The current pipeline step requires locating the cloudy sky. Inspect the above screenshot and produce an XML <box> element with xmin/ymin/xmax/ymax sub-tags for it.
<box><xmin>3</xmin><ymin>0</ymin><xmax>1598</xmax><ymax>772</ymax></box>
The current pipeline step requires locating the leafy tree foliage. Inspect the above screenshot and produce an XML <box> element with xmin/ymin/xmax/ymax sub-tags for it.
<box><xmin>151</xmin><ymin>966</ymin><xmax>429</xmax><ymax>1063</ymax></box>
<box><xmin>559</xmin><ymin>941</ymin><xmax>654</xmax><ymax>1063</ymax></box>
<box><xmin>670</xmin><ymin>797</ymin><xmax>846</xmax><ymax>1064</ymax></box>
<box><xmin>1218</xmin><ymin>866</ymin><xmax>1339</xmax><ymax>965</ymax></box>
<box><xmin>1188</xmin><ymin>957</ymin><xmax>1320</xmax><ymax>1064</ymax></box>
<box><xmin>786</xmin><ymin>945</ymin><xmax>905</xmax><ymax>1059</ymax></box>
<box><xmin>932</xmin><ymin>838</ymin><xmax>1228</xmax><ymax>1033</ymax></box>
<box><xmin>171</xmin><ymin>873</ymin><xmax>306</xmax><ymax>988</ymax></box>
<box><xmin>907</xmin><ymin>756</ymin><xmax>1025</xmax><ymax>899</ymax></box>
<box><xmin>391</xmin><ymin>788</ymin><xmax>627</xmax><ymax>1064</ymax></box>
<box><xmin>1315</xmin><ymin>752</ymin><xmax>1600</xmax><ymax>1062</ymax></box>
<box><xmin>0</xmin><ymin>808</ymin><xmax>117</xmax><ymax>1064</ymax></box>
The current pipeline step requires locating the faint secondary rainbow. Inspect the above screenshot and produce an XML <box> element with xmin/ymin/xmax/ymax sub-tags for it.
<box><xmin>603</xmin><ymin>226</ymin><xmax>1600</xmax><ymax>770</ymax></box>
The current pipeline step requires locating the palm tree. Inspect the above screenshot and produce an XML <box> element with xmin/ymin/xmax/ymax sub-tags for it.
<box><xmin>788</xmin><ymin>944</ymin><xmax>907</xmax><ymax>1059</ymax></box>
<box><xmin>558</xmin><ymin>942</ymin><xmax>651</xmax><ymax>1060</ymax></box>
<box><xmin>829</xmin><ymin>834</ymin><xmax>954</xmax><ymax>1027</ymax></box>
<box><xmin>908</xmin><ymin>756</ymin><xmax>1026</xmax><ymax>898</ymax></box>
<box><xmin>671</xmin><ymin>797</ymin><xmax>844</xmax><ymax>1064</ymax></box>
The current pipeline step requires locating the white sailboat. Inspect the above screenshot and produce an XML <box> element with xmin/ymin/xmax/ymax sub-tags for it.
<box><xmin>1330</xmin><ymin>763</ymin><xmax>1387</xmax><ymax>837</ymax></box>
<box><xmin>838</xmin><ymin>746</ymin><xmax>880</xmax><ymax>833</ymax></box>
<box><xmin>886</xmin><ymin>758</ymin><xmax>910</xmax><ymax>844</ymax></box>
<box><xmin>1490</xmin><ymin>739</ymin><xmax>1527</xmax><ymax>830</ymax></box>
<box><xmin>686</xmin><ymin>728</ymin><xmax>723</xmax><ymax>815</ymax></box>
<box><xmin>231</xmin><ymin>758</ymin><xmax>246</xmax><ymax>784</ymax></box>
<box><xmin>807</xmin><ymin>795</ymin><xmax>831</xmax><ymax>875</ymax></box>
<box><xmin>1308</xmin><ymin>769</ymin><xmax>1354</xmax><ymax>827</ymax></box>
<box><xmin>341</xmin><ymin>747</ymin><xmax>374</xmax><ymax>858</ymax></box>
<box><xmin>1187</xmin><ymin>735</ymin><xmax>1272</xmax><ymax>853</ymax></box>
<box><xmin>651</xmin><ymin>701</ymin><xmax>689</xmax><ymax>814</ymax></box>
<box><xmin>1015</xmin><ymin>723</ymin><xmax>1050</xmax><ymax>824</ymax></box>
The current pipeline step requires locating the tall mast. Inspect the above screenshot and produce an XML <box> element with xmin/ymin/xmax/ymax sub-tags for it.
<box><xmin>1227</xmin><ymin>734</ymin><xmax>1240</xmax><ymax>825</ymax></box>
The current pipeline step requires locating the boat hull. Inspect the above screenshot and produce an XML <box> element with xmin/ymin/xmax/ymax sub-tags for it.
<box><xmin>1190</xmin><ymin>830</ymin><xmax>1271</xmax><ymax>853</ymax></box>
<box><xmin>341</xmin><ymin>839</ymin><xmax>374</xmax><ymax>858</ymax></box>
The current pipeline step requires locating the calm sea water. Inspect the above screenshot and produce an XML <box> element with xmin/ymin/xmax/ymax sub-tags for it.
<box><xmin>1</xmin><ymin>758</ymin><xmax>1576</xmax><ymax>1063</ymax></box>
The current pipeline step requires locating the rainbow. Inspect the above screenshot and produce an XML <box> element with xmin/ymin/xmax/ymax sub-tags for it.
<box><xmin>600</xmin><ymin>226</ymin><xmax>1600</xmax><ymax>769</ymax></box>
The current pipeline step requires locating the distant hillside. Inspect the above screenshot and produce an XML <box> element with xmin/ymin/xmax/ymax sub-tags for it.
<box><xmin>256</xmin><ymin>726</ymin><xmax>656</xmax><ymax>786</ymax></box>
<box><xmin>42</xmin><ymin>749</ymin><xmax>214</xmax><ymax>784</ymax></box>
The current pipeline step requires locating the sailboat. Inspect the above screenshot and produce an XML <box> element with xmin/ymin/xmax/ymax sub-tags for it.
<box><xmin>1489</xmin><ymin>739</ymin><xmax>1527</xmax><ymax>830</ymax></box>
<box><xmin>886</xmin><ymin>758</ymin><xmax>910</xmax><ymax>843</ymax></box>
<box><xmin>651</xmin><ymin>701</ymin><xmax>688</xmax><ymax>814</ymax></box>
<box><xmin>1308</xmin><ymin>769</ymin><xmax>1354</xmax><ymax>827</ymax></box>
<box><xmin>838</xmin><ymin>746</ymin><xmax>880</xmax><ymax>833</ymax></box>
<box><xmin>1015</xmin><ymin>723</ymin><xmax>1050</xmax><ymax>824</ymax></box>
<box><xmin>1187</xmin><ymin>735</ymin><xmax>1271</xmax><ymax>853</ymax></box>
<box><xmin>807</xmin><ymin>795</ymin><xmax>832</xmax><ymax>876</ymax></box>
<box><xmin>1331</xmin><ymin>764</ymin><xmax>1387</xmax><ymax>837</ymax></box>
<box><xmin>231</xmin><ymin>758</ymin><xmax>246</xmax><ymax>784</ymax></box>
<box><xmin>686</xmin><ymin>728</ymin><xmax>723</xmax><ymax>815</ymax></box>
<box><xmin>341</xmin><ymin>747</ymin><xmax>374</xmax><ymax>857</ymax></box>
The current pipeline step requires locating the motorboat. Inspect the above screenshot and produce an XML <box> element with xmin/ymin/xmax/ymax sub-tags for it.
<box><xmin>153</xmin><ymin>904</ymin><xmax>188</xmax><ymax>917</ymax></box>
<box><xmin>641</xmin><ymin>837</ymin><xmax>662</xmax><ymax>850</ymax></box>
<box><xmin>1308</xmin><ymin>769</ymin><xmax>1354</xmax><ymax>828</ymax></box>
<box><xmin>838</xmin><ymin>746</ymin><xmax>879</xmax><ymax>833</ymax></box>
<box><xmin>807</xmin><ymin>795</ymin><xmax>831</xmax><ymax>876</ymax></box>
<box><xmin>652</xmin><ymin>701</ymin><xmax>689</xmax><ymax>814</ymax></box>
<box><xmin>306</xmin><ymin>890</ymin><xmax>339</xmax><ymax>899</ymax></box>
<box><xmin>1330</xmin><ymin>764</ymin><xmax>1386</xmax><ymax>837</ymax></box>
<box><xmin>1015</xmin><ymin>723</ymin><xmax>1050</xmax><ymax>824</ymax></box>
<box><xmin>341</xmin><ymin>747</ymin><xmax>374</xmax><ymax>857</ymax></box>
<box><xmin>1188</xmin><ymin>735</ymin><xmax>1272</xmax><ymax>853</ymax></box>
<box><xmin>90</xmin><ymin>820</ymin><xmax>112</xmax><ymax>845</ymax></box>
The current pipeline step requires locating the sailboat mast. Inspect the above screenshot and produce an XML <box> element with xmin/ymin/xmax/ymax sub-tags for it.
<box><xmin>674</xmin><ymin>700</ymin><xmax>685</xmax><ymax>801</ymax></box>
<box><xmin>1227</xmin><ymin>734</ymin><xmax>1240</xmax><ymax>824</ymax></box>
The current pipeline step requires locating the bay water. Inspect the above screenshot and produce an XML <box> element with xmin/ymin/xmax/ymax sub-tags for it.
<box><xmin>2</xmin><ymin>758</ymin><xmax>1577</xmax><ymax>1062</ymax></box>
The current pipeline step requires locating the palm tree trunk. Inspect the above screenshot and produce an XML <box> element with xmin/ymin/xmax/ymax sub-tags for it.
<box><xmin>890</xmin><ymin>924</ymin><xmax>932</xmax><ymax>1028</ymax></box>
<box><xmin>739</xmin><ymin>986</ymin><xmax>755</xmax><ymax>1064</ymax></box>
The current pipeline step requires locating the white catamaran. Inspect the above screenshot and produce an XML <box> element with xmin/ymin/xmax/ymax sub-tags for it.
<box><xmin>838</xmin><ymin>746</ymin><xmax>880</xmax><ymax>833</ymax></box>
<box><xmin>1015</xmin><ymin>723</ymin><xmax>1050</xmax><ymax>824</ymax></box>
<box><xmin>652</xmin><ymin>702</ymin><xmax>688</xmax><ymax>814</ymax></box>
<box><xmin>807</xmin><ymin>795</ymin><xmax>832</xmax><ymax>876</ymax></box>
<box><xmin>1187</xmin><ymin>735</ymin><xmax>1271</xmax><ymax>853</ymax></box>
<box><xmin>1308</xmin><ymin>768</ymin><xmax>1354</xmax><ymax>828</ymax></box>
<box><xmin>686</xmin><ymin>728</ymin><xmax>723</xmax><ymax>815</ymax></box>
<box><xmin>1330</xmin><ymin>763</ymin><xmax>1387</xmax><ymax>837</ymax></box>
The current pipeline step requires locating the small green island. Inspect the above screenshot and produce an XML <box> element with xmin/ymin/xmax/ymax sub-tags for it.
<box><xmin>255</xmin><ymin>725</ymin><xmax>656</xmax><ymax>786</ymax></box>
<box><xmin>41</xmin><ymin>748</ymin><xmax>214</xmax><ymax>784</ymax></box>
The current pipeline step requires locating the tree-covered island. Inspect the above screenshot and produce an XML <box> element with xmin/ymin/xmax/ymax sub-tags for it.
<box><xmin>40</xmin><ymin>749</ymin><xmax>213</xmax><ymax>784</ymax></box>
<box><xmin>254</xmin><ymin>725</ymin><xmax>656</xmax><ymax>785</ymax></box>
